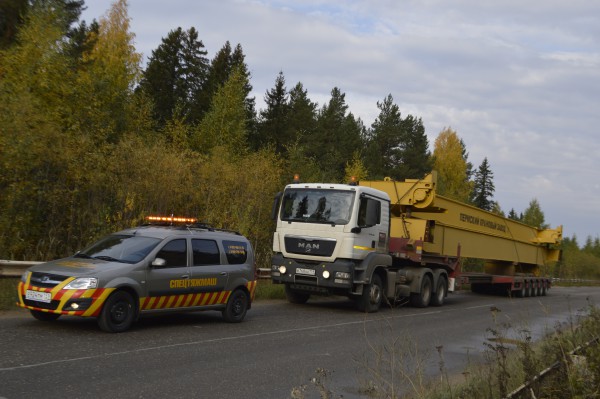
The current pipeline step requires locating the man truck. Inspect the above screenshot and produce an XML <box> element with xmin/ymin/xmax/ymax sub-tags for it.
<box><xmin>270</xmin><ymin>172</ymin><xmax>562</xmax><ymax>312</ymax></box>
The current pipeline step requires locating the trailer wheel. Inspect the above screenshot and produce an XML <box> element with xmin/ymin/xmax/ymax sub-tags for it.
<box><xmin>410</xmin><ymin>275</ymin><xmax>432</xmax><ymax>308</ymax></box>
<box><xmin>515</xmin><ymin>285</ymin><xmax>524</xmax><ymax>298</ymax></box>
<box><xmin>431</xmin><ymin>276</ymin><xmax>447</xmax><ymax>306</ymax></box>
<box><xmin>285</xmin><ymin>284</ymin><xmax>310</xmax><ymax>304</ymax></box>
<box><xmin>357</xmin><ymin>274</ymin><xmax>383</xmax><ymax>313</ymax></box>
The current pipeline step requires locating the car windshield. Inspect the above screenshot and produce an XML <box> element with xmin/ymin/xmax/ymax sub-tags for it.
<box><xmin>76</xmin><ymin>235</ymin><xmax>162</xmax><ymax>264</ymax></box>
<box><xmin>280</xmin><ymin>188</ymin><xmax>355</xmax><ymax>225</ymax></box>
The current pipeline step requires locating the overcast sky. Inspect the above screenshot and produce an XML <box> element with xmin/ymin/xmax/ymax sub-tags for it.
<box><xmin>82</xmin><ymin>0</ymin><xmax>600</xmax><ymax>242</ymax></box>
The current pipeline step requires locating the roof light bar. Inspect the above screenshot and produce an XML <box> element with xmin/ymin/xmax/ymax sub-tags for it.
<box><xmin>145</xmin><ymin>216</ymin><xmax>198</xmax><ymax>224</ymax></box>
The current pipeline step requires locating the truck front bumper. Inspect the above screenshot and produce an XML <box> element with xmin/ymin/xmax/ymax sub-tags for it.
<box><xmin>271</xmin><ymin>253</ymin><xmax>354</xmax><ymax>291</ymax></box>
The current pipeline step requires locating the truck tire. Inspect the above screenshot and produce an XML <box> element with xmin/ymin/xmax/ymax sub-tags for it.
<box><xmin>222</xmin><ymin>289</ymin><xmax>248</xmax><ymax>323</ymax></box>
<box><xmin>285</xmin><ymin>284</ymin><xmax>310</xmax><ymax>304</ymax></box>
<box><xmin>357</xmin><ymin>274</ymin><xmax>383</xmax><ymax>313</ymax></box>
<box><xmin>430</xmin><ymin>276</ymin><xmax>447</xmax><ymax>307</ymax></box>
<box><xmin>410</xmin><ymin>275</ymin><xmax>432</xmax><ymax>308</ymax></box>
<box><xmin>98</xmin><ymin>290</ymin><xmax>136</xmax><ymax>333</ymax></box>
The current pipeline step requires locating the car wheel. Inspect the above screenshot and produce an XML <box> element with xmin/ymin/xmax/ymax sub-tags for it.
<box><xmin>98</xmin><ymin>290</ymin><xmax>136</xmax><ymax>333</ymax></box>
<box><xmin>222</xmin><ymin>289</ymin><xmax>249</xmax><ymax>323</ymax></box>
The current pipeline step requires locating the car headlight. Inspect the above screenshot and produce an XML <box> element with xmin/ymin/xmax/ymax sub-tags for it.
<box><xmin>64</xmin><ymin>277</ymin><xmax>98</xmax><ymax>290</ymax></box>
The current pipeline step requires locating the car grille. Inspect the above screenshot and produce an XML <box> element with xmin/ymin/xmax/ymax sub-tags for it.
<box><xmin>23</xmin><ymin>299</ymin><xmax>60</xmax><ymax>310</ymax></box>
<box><xmin>29</xmin><ymin>272</ymin><xmax>69</xmax><ymax>288</ymax></box>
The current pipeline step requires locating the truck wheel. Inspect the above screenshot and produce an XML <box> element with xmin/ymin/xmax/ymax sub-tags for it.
<box><xmin>431</xmin><ymin>276</ymin><xmax>447</xmax><ymax>306</ymax></box>
<box><xmin>222</xmin><ymin>289</ymin><xmax>248</xmax><ymax>323</ymax></box>
<box><xmin>285</xmin><ymin>284</ymin><xmax>310</xmax><ymax>304</ymax></box>
<box><xmin>410</xmin><ymin>275</ymin><xmax>432</xmax><ymax>308</ymax></box>
<box><xmin>357</xmin><ymin>274</ymin><xmax>383</xmax><ymax>313</ymax></box>
<box><xmin>98</xmin><ymin>290</ymin><xmax>136</xmax><ymax>333</ymax></box>
<box><xmin>524</xmin><ymin>281</ymin><xmax>531</xmax><ymax>297</ymax></box>
<box><xmin>30</xmin><ymin>310</ymin><xmax>61</xmax><ymax>321</ymax></box>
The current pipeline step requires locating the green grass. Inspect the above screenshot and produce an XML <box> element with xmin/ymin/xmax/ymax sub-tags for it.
<box><xmin>0</xmin><ymin>278</ymin><xmax>19</xmax><ymax>311</ymax></box>
<box><xmin>254</xmin><ymin>279</ymin><xmax>285</xmax><ymax>300</ymax></box>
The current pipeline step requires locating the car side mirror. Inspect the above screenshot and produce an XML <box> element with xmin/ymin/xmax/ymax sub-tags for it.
<box><xmin>151</xmin><ymin>257</ymin><xmax>166</xmax><ymax>267</ymax></box>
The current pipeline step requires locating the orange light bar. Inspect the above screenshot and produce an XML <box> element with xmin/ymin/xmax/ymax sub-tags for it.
<box><xmin>293</xmin><ymin>174</ymin><xmax>300</xmax><ymax>183</ymax></box>
<box><xmin>145</xmin><ymin>216</ymin><xmax>198</xmax><ymax>224</ymax></box>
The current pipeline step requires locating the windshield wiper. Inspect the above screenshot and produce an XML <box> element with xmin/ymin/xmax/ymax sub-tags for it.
<box><xmin>74</xmin><ymin>253</ymin><xmax>92</xmax><ymax>259</ymax></box>
<box><xmin>93</xmin><ymin>255</ymin><xmax>122</xmax><ymax>263</ymax></box>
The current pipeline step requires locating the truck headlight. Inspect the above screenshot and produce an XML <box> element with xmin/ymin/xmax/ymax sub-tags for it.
<box><xmin>278</xmin><ymin>266</ymin><xmax>287</xmax><ymax>274</ymax></box>
<box><xmin>335</xmin><ymin>272</ymin><xmax>351</xmax><ymax>280</ymax></box>
<box><xmin>322</xmin><ymin>271</ymin><xmax>330</xmax><ymax>279</ymax></box>
<box><xmin>64</xmin><ymin>277</ymin><xmax>98</xmax><ymax>290</ymax></box>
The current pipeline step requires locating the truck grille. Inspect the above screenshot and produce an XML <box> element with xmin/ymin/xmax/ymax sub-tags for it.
<box><xmin>284</xmin><ymin>237</ymin><xmax>336</xmax><ymax>257</ymax></box>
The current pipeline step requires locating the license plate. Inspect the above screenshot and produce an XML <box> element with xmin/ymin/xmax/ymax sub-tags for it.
<box><xmin>26</xmin><ymin>290</ymin><xmax>51</xmax><ymax>303</ymax></box>
<box><xmin>296</xmin><ymin>268</ymin><xmax>315</xmax><ymax>275</ymax></box>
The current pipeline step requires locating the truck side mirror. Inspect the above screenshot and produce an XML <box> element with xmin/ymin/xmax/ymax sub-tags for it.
<box><xmin>357</xmin><ymin>197</ymin><xmax>381</xmax><ymax>228</ymax></box>
<box><xmin>271</xmin><ymin>192</ymin><xmax>282</xmax><ymax>221</ymax></box>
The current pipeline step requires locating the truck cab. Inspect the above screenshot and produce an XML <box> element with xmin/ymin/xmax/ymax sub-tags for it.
<box><xmin>271</xmin><ymin>182</ymin><xmax>391</xmax><ymax>309</ymax></box>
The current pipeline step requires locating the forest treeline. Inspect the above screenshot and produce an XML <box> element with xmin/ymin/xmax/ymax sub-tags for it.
<box><xmin>0</xmin><ymin>0</ymin><xmax>597</xmax><ymax>278</ymax></box>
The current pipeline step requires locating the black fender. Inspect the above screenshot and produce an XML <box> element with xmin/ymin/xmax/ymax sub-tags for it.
<box><xmin>353</xmin><ymin>252</ymin><xmax>392</xmax><ymax>294</ymax></box>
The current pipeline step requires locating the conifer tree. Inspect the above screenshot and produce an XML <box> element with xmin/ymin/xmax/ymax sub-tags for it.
<box><xmin>364</xmin><ymin>94</ymin><xmax>403</xmax><ymax>179</ymax></box>
<box><xmin>398</xmin><ymin>114</ymin><xmax>431</xmax><ymax>179</ymax></box>
<box><xmin>470</xmin><ymin>157</ymin><xmax>495</xmax><ymax>211</ymax></box>
<box><xmin>255</xmin><ymin>71</ymin><xmax>290</xmax><ymax>152</ymax></box>
<box><xmin>139</xmin><ymin>27</ymin><xmax>209</xmax><ymax>126</ymax></box>
<box><xmin>312</xmin><ymin>87</ymin><xmax>363</xmax><ymax>181</ymax></box>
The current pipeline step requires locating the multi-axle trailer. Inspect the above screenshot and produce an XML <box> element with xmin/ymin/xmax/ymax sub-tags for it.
<box><xmin>271</xmin><ymin>172</ymin><xmax>562</xmax><ymax>311</ymax></box>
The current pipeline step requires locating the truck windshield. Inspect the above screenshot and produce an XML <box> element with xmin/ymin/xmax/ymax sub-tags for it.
<box><xmin>280</xmin><ymin>189</ymin><xmax>355</xmax><ymax>225</ymax></box>
<box><xmin>76</xmin><ymin>235</ymin><xmax>162</xmax><ymax>264</ymax></box>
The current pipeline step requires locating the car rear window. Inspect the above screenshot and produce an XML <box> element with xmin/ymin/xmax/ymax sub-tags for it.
<box><xmin>223</xmin><ymin>241</ymin><xmax>248</xmax><ymax>264</ymax></box>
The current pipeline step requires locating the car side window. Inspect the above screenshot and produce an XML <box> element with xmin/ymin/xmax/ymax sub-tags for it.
<box><xmin>192</xmin><ymin>239</ymin><xmax>220</xmax><ymax>265</ymax></box>
<box><xmin>156</xmin><ymin>239</ymin><xmax>187</xmax><ymax>267</ymax></box>
<box><xmin>223</xmin><ymin>240</ymin><xmax>248</xmax><ymax>264</ymax></box>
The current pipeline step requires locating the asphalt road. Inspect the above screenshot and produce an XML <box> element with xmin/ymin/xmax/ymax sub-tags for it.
<box><xmin>1</xmin><ymin>286</ymin><xmax>599</xmax><ymax>399</ymax></box>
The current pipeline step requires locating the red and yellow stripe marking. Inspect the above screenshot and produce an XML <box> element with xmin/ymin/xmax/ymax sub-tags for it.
<box><xmin>17</xmin><ymin>274</ymin><xmax>115</xmax><ymax>317</ymax></box>
<box><xmin>17</xmin><ymin>276</ymin><xmax>259</xmax><ymax>316</ymax></box>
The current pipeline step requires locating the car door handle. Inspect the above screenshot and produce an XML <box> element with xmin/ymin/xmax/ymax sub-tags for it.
<box><xmin>181</xmin><ymin>274</ymin><xmax>189</xmax><ymax>279</ymax></box>
<box><xmin>220</xmin><ymin>272</ymin><xmax>228</xmax><ymax>276</ymax></box>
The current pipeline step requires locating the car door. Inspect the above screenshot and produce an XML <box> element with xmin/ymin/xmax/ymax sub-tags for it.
<box><xmin>188</xmin><ymin>238</ymin><xmax>230</xmax><ymax>307</ymax></box>
<box><xmin>144</xmin><ymin>238</ymin><xmax>190</xmax><ymax>310</ymax></box>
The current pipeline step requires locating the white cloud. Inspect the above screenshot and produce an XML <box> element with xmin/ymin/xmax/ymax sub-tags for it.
<box><xmin>81</xmin><ymin>0</ymin><xmax>600</xmax><ymax>240</ymax></box>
